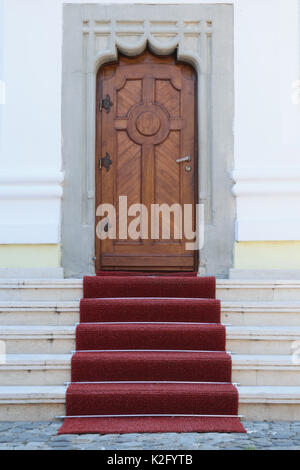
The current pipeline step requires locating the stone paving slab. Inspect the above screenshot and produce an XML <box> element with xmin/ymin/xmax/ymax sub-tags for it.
<box><xmin>0</xmin><ymin>421</ymin><xmax>299</xmax><ymax>450</ymax></box>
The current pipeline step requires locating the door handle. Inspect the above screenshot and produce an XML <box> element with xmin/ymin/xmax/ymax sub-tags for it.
<box><xmin>176</xmin><ymin>155</ymin><xmax>192</xmax><ymax>163</ymax></box>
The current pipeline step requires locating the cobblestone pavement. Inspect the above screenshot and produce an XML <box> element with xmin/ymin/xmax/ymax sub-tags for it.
<box><xmin>0</xmin><ymin>421</ymin><xmax>300</xmax><ymax>450</ymax></box>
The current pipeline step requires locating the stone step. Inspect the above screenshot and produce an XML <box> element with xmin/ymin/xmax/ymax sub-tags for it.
<box><xmin>0</xmin><ymin>386</ymin><xmax>66</xmax><ymax>421</ymax></box>
<box><xmin>0</xmin><ymin>355</ymin><xmax>70</xmax><ymax>386</ymax></box>
<box><xmin>222</xmin><ymin>301</ymin><xmax>300</xmax><ymax>326</ymax></box>
<box><xmin>227</xmin><ymin>326</ymin><xmax>300</xmax><ymax>355</ymax></box>
<box><xmin>1</xmin><ymin>324</ymin><xmax>300</xmax><ymax>355</ymax></box>
<box><xmin>1</xmin><ymin>300</ymin><xmax>300</xmax><ymax>327</ymax></box>
<box><xmin>0</xmin><ymin>385</ymin><xmax>299</xmax><ymax>421</ymax></box>
<box><xmin>0</xmin><ymin>280</ymin><xmax>82</xmax><ymax>302</ymax></box>
<box><xmin>238</xmin><ymin>386</ymin><xmax>300</xmax><ymax>421</ymax></box>
<box><xmin>232</xmin><ymin>354</ymin><xmax>300</xmax><ymax>386</ymax></box>
<box><xmin>2</xmin><ymin>280</ymin><xmax>300</xmax><ymax>302</ymax></box>
<box><xmin>218</xmin><ymin>281</ymin><xmax>300</xmax><ymax>302</ymax></box>
<box><xmin>0</xmin><ymin>326</ymin><xmax>75</xmax><ymax>354</ymax></box>
<box><xmin>1</xmin><ymin>354</ymin><xmax>299</xmax><ymax>387</ymax></box>
<box><xmin>0</xmin><ymin>302</ymin><xmax>79</xmax><ymax>326</ymax></box>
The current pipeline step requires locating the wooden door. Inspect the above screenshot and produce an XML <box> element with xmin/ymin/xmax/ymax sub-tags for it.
<box><xmin>95</xmin><ymin>51</ymin><xmax>197</xmax><ymax>272</ymax></box>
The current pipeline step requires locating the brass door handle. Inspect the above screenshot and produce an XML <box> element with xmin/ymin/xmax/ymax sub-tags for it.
<box><xmin>176</xmin><ymin>155</ymin><xmax>192</xmax><ymax>163</ymax></box>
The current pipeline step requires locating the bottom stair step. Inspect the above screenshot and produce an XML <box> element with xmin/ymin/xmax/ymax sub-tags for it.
<box><xmin>58</xmin><ymin>415</ymin><xmax>245</xmax><ymax>434</ymax></box>
<box><xmin>1</xmin><ymin>386</ymin><xmax>300</xmax><ymax>422</ymax></box>
<box><xmin>65</xmin><ymin>382</ymin><xmax>239</xmax><ymax>417</ymax></box>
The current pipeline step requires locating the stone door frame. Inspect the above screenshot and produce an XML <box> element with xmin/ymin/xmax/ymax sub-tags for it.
<box><xmin>61</xmin><ymin>3</ymin><xmax>234</xmax><ymax>278</ymax></box>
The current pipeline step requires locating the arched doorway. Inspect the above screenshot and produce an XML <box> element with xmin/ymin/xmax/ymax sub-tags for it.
<box><xmin>95</xmin><ymin>50</ymin><xmax>198</xmax><ymax>272</ymax></box>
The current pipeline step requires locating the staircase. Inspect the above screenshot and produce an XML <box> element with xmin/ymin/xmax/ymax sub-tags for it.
<box><xmin>0</xmin><ymin>279</ymin><xmax>300</xmax><ymax>422</ymax></box>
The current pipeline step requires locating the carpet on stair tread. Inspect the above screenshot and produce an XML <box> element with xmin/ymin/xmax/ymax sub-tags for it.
<box><xmin>83</xmin><ymin>276</ymin><xmax>216</xmax><ymax>299</ymax></box>
<box><xmin>65</xmin><ymin>382</ymin><xmax>239</xmax><ymax>416</ymax></box>
<box><xmin>59</xmin><ymin>274</ymin><xmax>245</xmax><ymax>435</ymax></box>
<box><xmin>80</xmin><ymin>298</ymin><xmax>221</xmax><ymax>324</ymax></box>
<box><xmin>75</xmin><ymin>323</ymin><xmax>226</xmax><ymax>351</ymax></box>
<box><xmin>96</xmin><ymin>271</ymin><xmax>197</xmax><ymax>277</ymax></box>
<box><xmin>71</xmin><ymin>351</ymin><xmax>232</xmax><ymax>383</ymax></box>
<box><xmin>58</xmin><ymin>416</ymin><xmax>246</xmax><ymax>434</ymax></box>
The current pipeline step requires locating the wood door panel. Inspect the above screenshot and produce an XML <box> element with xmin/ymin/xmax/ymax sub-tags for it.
<box><xmin>115</xmin><ymin>131</ymin><xmax>142</xmax><ymax>246</ymax></box>
<box><xmin>155</xmin><ymin>131</ymin><xmax>182</xmax><ymax>244</ymax></box>
<box><xmin>116</xmin><ymin>79</ymin><xmax>143</xmax><ymax>118</ymax></box>
<box><xmin>101</xmin><ymin>254</ymin><xmax>195</xmax><ymax>268</ymax></box>
<box><xmin>155</xmin><ymin>131</ymin><xmax>181</xmax><ymax>206</ymax></box>
<box><xmin>116</xmin><ymin>131</ymin><xmax>141</xmax><ymax>207</ymax></box>
<box><xmin>155</xmin><ymin>79</ymin><xmax>181</xmax><ymax>117</ymax></box>
<box><xmin>96</xmin><ymin>51</ymin><xmax>197</xmax><ymax>272</ymax></box>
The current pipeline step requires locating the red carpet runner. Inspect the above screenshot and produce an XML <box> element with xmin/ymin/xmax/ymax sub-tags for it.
<box><xmin>58</xmin><ymin>274</ymin><xmax>245</xmax><ymax>434</ymax></box>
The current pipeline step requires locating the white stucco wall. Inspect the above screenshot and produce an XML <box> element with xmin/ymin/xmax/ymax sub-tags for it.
<box><xmin>0</xmin><ymin>0</ymin><xmax>299</xmax><ymax>248</ymax></box>
<box><xmin>233</xmin><ymin>0</ymin><xmax>300</xmax><ymax>241</ymax></box>
<box><xmin>0</xmin><ymin>0</ymin><xmax>63</xmax><ymax>244</ymax></box>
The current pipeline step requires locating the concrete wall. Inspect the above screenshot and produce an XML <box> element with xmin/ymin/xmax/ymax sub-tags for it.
<box><xmin>0</xmin><ymin>0</ymin><xmax>300</xmax><ymax>278</ymax></box>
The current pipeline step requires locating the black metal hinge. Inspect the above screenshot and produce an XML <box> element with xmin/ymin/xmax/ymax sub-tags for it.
<box><xmin>99</xmin><ymin>152</ymin><xmax>112</xmax><ymax>172</ymax></box>
<box><xmin>99</xmin><ymin>94</ymin><xmax>113</xmax><ymax>113</ymax></box>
